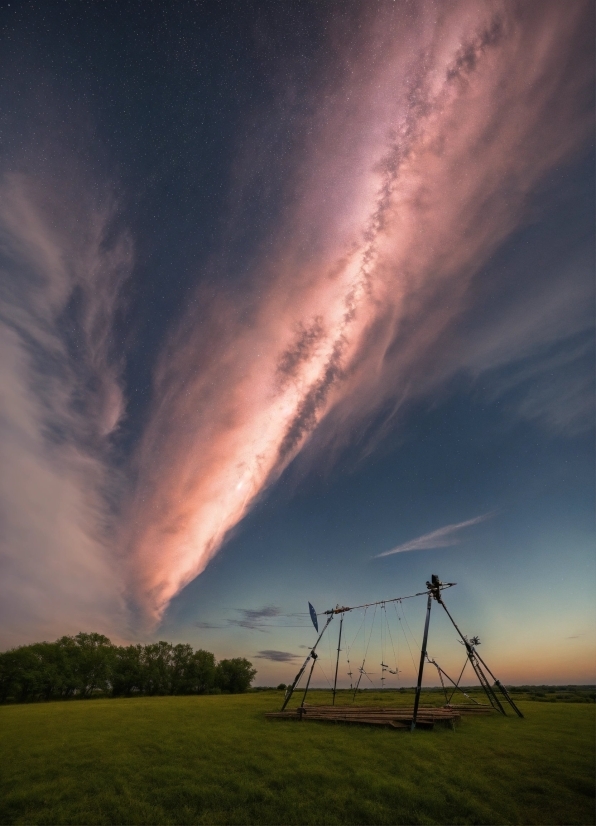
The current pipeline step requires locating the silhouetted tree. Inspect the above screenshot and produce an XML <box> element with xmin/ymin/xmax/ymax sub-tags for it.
<box><xmin>0</xmin><ymin>647</ymin><xmax>41</xmax><ymax>701</ymax></box>
<box><xmin>169</xmin><ymin>644</ymin><xmax>194</xmax><ymax>694</ymax></box>
<box><xmin>215</xmin><ymin>658</ymin><xmax>257</xmax><ymax>693</ymax></box>
<box><xmin>67</xmin><ymin>633</ymin><xmax>114</xmax><ymax>697</ymax></box>
<box><xmin>189</xmin><ymin>649</ymin><xmax>216</xmax><ymax>694</ymax></box>
<box><xmin>31</xmin><ymin>642</ymin><xmax>68</xmax><ymax>700</ymax></box>
<box><xmin>142</xmin><ymin>641</ymin><xmax>173</xmax><ymax>695</ymax></box>
<box><xmin>0</xmin><ymin>635</ymin><xmax>255</xmax><ymax>702</ymax></box>
<box><xmin>0</xmin><ymin>649</ymin><xmax>18</xmax><ymax>702</ymax></box>
<box><xmin>112</xmin><ymin>645</ymin><xmax>144</xmax><ymax>696</ymax></box>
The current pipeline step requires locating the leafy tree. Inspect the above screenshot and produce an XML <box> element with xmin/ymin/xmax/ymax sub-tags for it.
<box><xmin>54</xmin><ymin>637</ymin><xmax>81</xmax><ymax>697</ymax></box>
<box><xmin>189</xmin><ymin>649</ymin><xmax>216</xmax><ymax>694</ymax></box>
<box><xmin>0</xmin><ymin>642</ymin><xmax>73</xmax><ymax>701</ymax></box>
<box><xmin>0</xmin><ymin>634</ymin><xmax>254</xmax><ymax>702</ymax></box>
<box><xmin>56</xmin><ymin>633</ymin><xmax>115</xmax><ymax>697</ymax></box>
<box><xmin>169</xmin><ymin>644</ymin><xmax>194</xmax><ymax>694</ymax></box>
<box><xmin>112</xmin><ymin>645</ymin><xmax>144</xmax><ymax>696</ymax></box>
<box><xmin>22</xmin><ymin>650</ymin><xmax>46</xmax><ymax>700</ymax></box>
<box><xmin>0</xmin><ymin>650</ymin><xmax>18</xmax><ymax>702</ymax></box>
<box><xmin>215</xmin><ymin>658</ymin><xmax>257</xmax><ymax>693</ymax></box>
<box><xmin>31</xmin><ymin>642</ymin><xmax>67</xmax><ymax>700</ymax></box>
<box><xmin>142</xmin><ymin>641</ymin><xmax>173</xmax><ymax>695</ymax></box>
<box><xmin>0</xmin><ymin>648</ymin><xmax>41</xmax><ymax>701</ymax></box>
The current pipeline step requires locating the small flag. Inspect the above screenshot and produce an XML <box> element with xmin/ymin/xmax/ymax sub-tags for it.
<box><xmin>308</xmin><ymin>602</ymin><xmax>319</xmax><ymax>632</ymax></box>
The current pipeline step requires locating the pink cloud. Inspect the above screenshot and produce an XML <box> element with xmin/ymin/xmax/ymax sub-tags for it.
<box><xmin>123</xmin><ymin>1</ymin><xmax>593</xmax><ymax>622</ymax></box>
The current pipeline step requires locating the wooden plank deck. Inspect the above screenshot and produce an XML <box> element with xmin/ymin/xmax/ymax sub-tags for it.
<box><xmin>265</xmin><ymin>703</ymin><xmax>492</xmax><ymax>729</ymax></box>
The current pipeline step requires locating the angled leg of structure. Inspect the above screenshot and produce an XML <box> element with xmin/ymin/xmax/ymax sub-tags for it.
<box><xmin>447</xmin><ymin>656</ymin><xmax>469</xmax><ymax>704</ymax></box>
<box><xmin>436</xmin><ymin>594</ymin><xmax>506</xmax><ymax>714</ymax></box>
<box><xmin>468</xmin><ymin>652</ymin><xmax>506</xmax><ymax>713</ymax></box>
<box><xmin>429</xmin><ymin>656</ymin><xmax>481</xmax><ymax>705</ymax></box>
<box><xmin>435</xmin><ymin>652</ymin><xmax>447</xmax><ymax>700</ymax></box>
<box><xmin>300</xmin><ymin>652</ymin><xmax>318</xmax><ymax>710</ymax></box>
<box><xmin>282</xmin><ymin>614</ymin><xmax>333</xmax><ymax>711</ymax></box>
<box><xmin>426</xmin><ymin>655</ymin><xmax>447</xmax><ymax>702</ymax></box>
<box><xmin>412</xmin><ymin>593</ymin><xmax>432</xmax><ymax>731</ymax></box>
<box><xmin>471</xmin><ymin>647</ymin><xmax>524</xmax><ymax>718</ymax></box>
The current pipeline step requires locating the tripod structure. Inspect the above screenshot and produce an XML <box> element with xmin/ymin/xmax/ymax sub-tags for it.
<box><xmin>281</xmin><ymin>574</ymin><xmax>524</xmax><ymax>729</ymax></box>
<box><xmin>411</xmin><ymin>575</ymin><xmax>523</xmax><ymax>728</ymax></box>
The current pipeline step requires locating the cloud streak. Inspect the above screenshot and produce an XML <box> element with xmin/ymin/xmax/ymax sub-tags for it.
<box><xmin>124</xmin><ymin>0</ymin><xmax>593</xmax><ymax>623</ymax></box>
<box><xmin>0</xmin><ymin>171</ymin><xmax>133</xmax><ymax>645</ymax></box>
<box><xmin>230</xmin><ymin>607</ymin><xmax>282</xmax><ymax>631</ymax></box>
<box><xmin>195</xmin><ymin>605</ymin><xmax>310</xmax><ymax>633</ymax></box>
<box><xmin>194</xmin><ymin>607</ymin><xmax>310</xmax><ymax>632</ymax></box>
<box><xmin>376</xmin><ymin>513</ymin><xmax>494</xmax><ymax>558</ymax></box>
<box><xmin>255</xmin><ymin>650</ymin><xmax>298</xmax><ymax>663</ymax></box>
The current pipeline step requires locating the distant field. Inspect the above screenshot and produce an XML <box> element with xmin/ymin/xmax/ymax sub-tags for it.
<box><xmin>279</xmin><ymin>684</ymin><xmax>596</xmax><ymax>706</ymax></box>
<box><xmin>0</xmin><ymin>691</ymin><xmax>594</xmax><ymax>825</ymax></box>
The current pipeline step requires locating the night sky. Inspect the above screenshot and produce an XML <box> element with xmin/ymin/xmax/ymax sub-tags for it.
<box><xmin>0</xmin><ymin>0</ymin><xmax>594</xmax><ymax>687</ymax></box>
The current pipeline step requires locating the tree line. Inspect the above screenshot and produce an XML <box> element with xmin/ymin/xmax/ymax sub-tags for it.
<box><xmin>0</xmin><ymin>633</ymin><xmax>256</xmax><ymax>702</ymax></box>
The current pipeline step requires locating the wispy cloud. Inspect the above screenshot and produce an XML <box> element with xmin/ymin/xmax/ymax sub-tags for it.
<box><xmin>194</xmin><ymin>621</ymin><xmax>224</xmax><ymax>630</ymax></box>
<box><xmin>123</xmin><ymin>1</ymin><xmax>593</xmax><ymax>623</ymax></box>
<box><xmin>229</xmin><ymin>607</ymin><xmax>282</xmax><ymax>631</ymax></box>
<box><xmin>0</xmin><ymin>172</ymin><xmax>133</xmax><ymax>646</ymax></box>
<box><xmin>194</xmin><ymin>607</ymin><xmax>310</xmax><ymax>633</ymax></box>
<box><xmin>255</xmin><ymin>650</ymin><xmax>299</xmax><ymax>662</ymax></box>
<box><xmin>376</xmin><ymin>513</ymin><xmax>494</xmax><ymax>558</ymax></box>
<box><xmin>455</xmin><ymin>246</ymin><xmax>594</xmax><ymax>438</ymax></box>
<box><xmin>229</xmin><ymin>607</ymin><xmax>311</xmax><ymax>631</ymax></box>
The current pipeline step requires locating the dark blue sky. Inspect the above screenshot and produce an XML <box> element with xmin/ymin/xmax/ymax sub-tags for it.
<box><xmin>0</xmin><ymin>0</ymin><xmax>593</xmax><ymax>685</ymax></box>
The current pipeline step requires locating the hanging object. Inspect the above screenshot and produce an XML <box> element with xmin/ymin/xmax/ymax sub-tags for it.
<box><xmin>308</xmin><ymin>602</ymin><xmax>319</xmax><ymax>632</ymax></box>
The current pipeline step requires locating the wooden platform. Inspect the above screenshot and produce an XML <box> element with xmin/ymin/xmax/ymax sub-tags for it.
<box><xmin>265</xmin><ymin>703</ymin><xmax>493</xmax><ymax>730</ymax></box>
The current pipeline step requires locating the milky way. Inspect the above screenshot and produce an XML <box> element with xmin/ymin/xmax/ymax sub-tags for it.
<box><xmin>122</xmin><ymin>0</ymin><xmax>592</xmax><ymax>622</ymax></box>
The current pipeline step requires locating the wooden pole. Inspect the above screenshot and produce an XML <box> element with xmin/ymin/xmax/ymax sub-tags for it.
<box><xmin>411</xmin><ymin>593</ymin><xmax>432</xmax><ymax>731</ymax></box>
<box><xmin>332</xmin><ymin>613</ymin><xmax>344</xmax><ymax>705</ymax></box>
<box><xmin>472</xmin><ymin>647</ymin><xmax>524</xmax><ymax>717</ymax></box>
<box><xmin>466</xmin><ymin>652</ymin><xmax>505</xmax><ymax>713</ymax></box>
<box><xmin>281</xmin><ymin>614</ymin><xmax>333</xmax><ymax>711</ymax></box>
<box><xmin>300</xmin><ymin>653</ymin><xmax>318</xmax><ymax>709</ymax></box>
<box><xmin>436</xmin><ymin>596</ymin><xmax>506</xmax><ymax>714</ymax></box>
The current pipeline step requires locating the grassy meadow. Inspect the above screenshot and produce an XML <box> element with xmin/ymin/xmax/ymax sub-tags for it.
<box><xmin>0</xmin><ymin>690</ymin><xmax>594</xmax><ymax>825</ymax></box>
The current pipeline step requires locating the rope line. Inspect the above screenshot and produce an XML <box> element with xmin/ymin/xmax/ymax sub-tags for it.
<box><xmin>344</xmin><ymin>609</ymin><xmax>366</xmax><ymax>689</ymax></box>
<box><xmin>395</xmin><ymin>601</ymin><xmax>418</xmax><ymax>673</ymax></box>
<box><xmin>352</xmin><ymin>604</ymin><xmax>377</xmax><ymax>699</ymax></box>
<box><xmin>380</xmin><ymin>603</ymin><xmax>385</xmax><ymax>688</ymax></box>
<box><xmin>384</xmin><ymin>603</ymin><xmax>399</xmax><ymax>682</ymax></box>
<box><xmin>343</xmin><ymin>607</ymin><xmax>368</xmax><ymax>692</ymax></box>
<box><xmin>315</xmin><ymin>655</ymin><xmax>334</xmax><ymax>690</ymax></box>
<box><xmin>401</xmin><ymin>599</ymin><xmax>420</xmax><ymax>649</ymax></box>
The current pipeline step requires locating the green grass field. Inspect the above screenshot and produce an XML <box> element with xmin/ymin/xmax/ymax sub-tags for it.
<box><xmin>0</xmin><ymin>691</ymin><xmax>594</xmax><ymax>825</ymax></box>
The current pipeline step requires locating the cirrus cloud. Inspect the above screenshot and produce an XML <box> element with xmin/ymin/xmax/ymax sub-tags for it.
<box><xmin>375</xmin><ymin>513</ymin><xmax>494</xmax><ymax>558</ymax></box>
<box><xmin>255</xmin><ymin>650</ymin><xmax>299</xmax><ymax>662</ymax></box>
